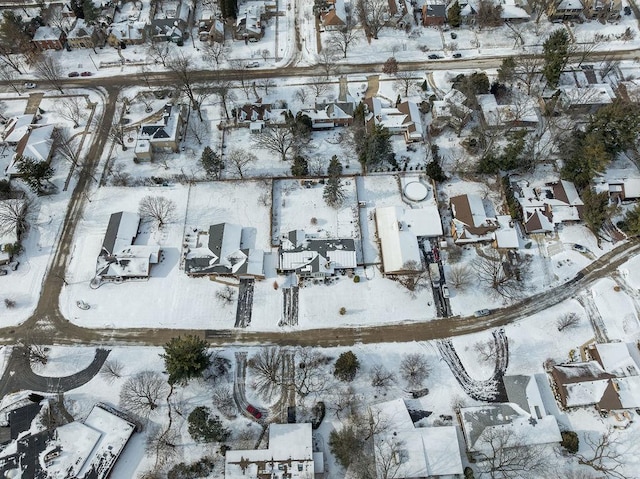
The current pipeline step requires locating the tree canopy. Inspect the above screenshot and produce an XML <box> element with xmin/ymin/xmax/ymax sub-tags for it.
<box><xmin>160</xmin><ymin>335</ymin><xmax>211</xmax><ymax>385</ymax></box>
<box><xmin>334</xmin><ymin>351</ymin><xmax>360</xmax><ymax>382</ymax></box>
<box><xmin>188</xmin><ymin>406</ymin><xmax>230</xmax><ymax>443</ymax></box>
<box><xmin>542</xmin><ymin>29</ymin><xmax>569</xmax><ymax>88</ymax></box>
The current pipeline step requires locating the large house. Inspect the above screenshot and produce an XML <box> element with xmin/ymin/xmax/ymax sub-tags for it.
<box><xmin>184</xmin><ymin>223</ymin><xmax>265</xmax><ymax>278</ymax></box>
<box><xmin>513</xmin><ymin>180</ymin><xmax>584</xmax><ymax>234</ymax></box>
<box><xmin>364</xmin><ymin>98</ymin><xmax>425</xmax><ymax>143</ymax></box>
<box><xmin>551</xmin><ymin>342</ymin><xmax>640</xmax><ymax>412</ymax></box>
<box><xmin>558</xmin><ymin>84</ymin><xmax>616</xmax><ymax>115</ymax></box>
<box><xmin>278</xmin><ymin>230</ymin><xmax>357</xmax><ymax>278</ymax></box>
<box><xmin>431</xmin><ymin>89</ymin><xmax>473</xmax><ymax>132</ymax></box>
<box><xmin>301</xmin><ymin>75</ymin><xmax>357</xmax><ymax>129</ymax></box>
<box><xmin>449</xmin><ymin>194</ymin><xmax>498</xmax><ymax>244</ymax></box>
<box><xmin>149</xmin><ymin>0</ymin><xmax>190</xmax><ymax>42</ymax></box>
<box><xmin>31</xmin><ymin>26</ymin><xmax>66</xmax><ymax>50</ymax></box>
<box><xmin>370</xmin><ymin>398</ymin><xmax>464</xmax><ymax>478</ymax></box>
<box><xmin>476</xmin><ymin>94</ymin><xmax>539</xmax><ymax>131</ymax></box>
<box><xmin>7</xmin><ymin>124</ymin><xmax>55</xmax><ymax>178</ymax></box>
<box><xmin>107</xmin><ymin>21</ymin><xmax>146</xmax><ymax>46</ymax></box>
<box><xmin>134</xmin><ymin>104</ymin><xmax>186</xmax><ymax>161</ymax></box>
<box><xmin>96</xmin><ymin>212</ymin><xmax>160</xmax><ymax>280</ymax></box>
<box><xmin>67</xmin><ymin>19</ymin><xmax>105</xmax><ymax>49</ymax></box>
<box><xmin>547</xmin><ymin>0</ymin><xmax>584</xmax><ymax>20</ymax></box>
<box><xmin>376</xmin><ymin>203</ymin><xmax>443</xmax><ymax>275</ymax></box>
<box><xmin>225</xmin><ymin>423</ymin><xmax>323</xmax><ymax>478</ymax></box>
<box><xmin>235</xmin><ymin>4</ymin><xmax>264</xmax><ymax>40</ymax></box>
<box><xmin>0</xmin><ymin>402</ymin><xmax>136</xmax><ymax>479</ymax></box>
<box><xmin>421</xmin><ymin>0</ymin><xmax>447</xmax><ymax>26</ymax></box>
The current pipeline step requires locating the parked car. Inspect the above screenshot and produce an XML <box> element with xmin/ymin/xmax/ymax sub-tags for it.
<box><xmin>24</xmin><ymin>82</ymin><xmax>37</xmax><ymax>89</ymax></box>
<box><xmin>573</xmin><ymin>244</ymin><xmax>586</xmax><ymax>252</ymax></box>
<box><xmin>68</xmin><ymin>71</ymin><xmax>79</xmax><ymax>77</ymax></box>
<box><xmin>474</xmin><ymin>309</ymin><xmax>491</xmax><ymax>317</ymax></box>
<box><xmin>245</xmin><ymin>61</ymin><xmax>260</xmax><ymax>68</ymax></box>
<box><xmin>8</xmin><ymin>261</ymin><xmax>19</xmax><ymax>271</ymax></box>
<box><xmin>80</xmin><ymin>71</ymin><xmax>92</xmax><ymax>77</ymax></box>
<box><xmin>0</xmin><ymin>269</ymin><xmax>7</xmax><ymax>276</ymax></box>
<box><xmin>452</xmin><ymin>52</ymin><xmax>462</xmax><ymax>58</ymax></box>
<box><xmin>441</xmin><ymin>285</ymin><xmax>450</xmax><ymax>298</ymax></box>
<box><xmin>450</xmin><ymin>32</ymin><xmax>457</xmax><ymax>39</ymax></box>
<box><xmin>246</xmin><ymin>404</ymin><xmax>262</xmax><ymax>419</ymax></box>
<box><xmin>428</xmin><ymin>54</ymin><xmax>442</xmax><ymax>60</ymax></box>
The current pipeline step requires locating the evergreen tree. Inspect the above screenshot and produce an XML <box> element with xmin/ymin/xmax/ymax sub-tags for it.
<box><xmin>542</xmin><ymin>29</ymin><xmax>569</xmax><ymax>88</ymax></box>
<box><xmin>356</xmin><ymin>124</ymin><xmax>394</xmax><ymax>173</ymax></box>
<box><xmin>497</xmin><ymin>57</ymin><xmax>516</xmax><ymax>84</ymax></box>
<box><xmin>201</xmin><ymin>146</ymin><xmax>223</xmax><ymax>179</ymax></box>
<box><xmin>82</xmin><ymin>0</ymin><xmax>99</xmax><ymax>23</ymax></box>
<box><xmin>448</xmin><ymin>1</ymin><xmax>462</xmax><ymax>27</ymax></box>
<box><xmin>586</xmin><ymin>100</ymin><xmax>640</xmax><ymax>155</ymax></box>
<box><xmin>160</xmin><ymin>335</ymin><xmax>211</xmax><ymax>385</ymax></box>
<box><xmin>329</xmin><ymin>426</ymin><xmax>362</xmax><ymax>469</ymax></box>
<box><xmin>327</xmin><ymin>155</ymin><xmax>343</xmax><ymax>177</ymax></box>
<box><xmin>620</xmin><ymin>204</ymin><xmax>640</xmax><ymax>236</ymax></box>
<box><xmin>324</xmin><ymin>156</ymin><xmax>345</xmax><ymax>208</ymax></box>
<box><xmin>291</xmin><ymin>155</ymin><xmax>309</xmax><ymax>177</ymax></box>
<box><xmin>188</xmin><ymin>406</ymin><xmax>230</xmax><ymax>443</ymax></box>
<box><xmin>334</xmin><ymin>351</ymin><xmax>360</xmax><ymax>382</ymax></box>
<box><xmin>425</xmin><ymin>160</ymin><xmax>446</xmax><ymax>182</ymax></box>
<box><xmin>16</xmin><ymin>156</ymin><xmax>54</xmax><ymax>194</ymax></box>
<box><xmin>581</xmin><ymin>189</ymin><xmax>613</xmax><ymax>236</ymax></box>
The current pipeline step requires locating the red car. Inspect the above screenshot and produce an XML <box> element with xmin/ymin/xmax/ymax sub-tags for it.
<box><xmin>246</xmin><ymin>405</ymin><xmax>262</xmax><ymax>419</ymax></box>
<box><xmin>80</xmin><ymin>71</ymin><xmax>92</xmax><ymax>76</ymax></box>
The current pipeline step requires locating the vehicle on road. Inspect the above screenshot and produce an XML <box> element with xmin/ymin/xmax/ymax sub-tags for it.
<box><xmin>474</xmin><ymin>309</ymin><xmax>491</xmax><ymax>317</ymax></box>
<box><xmin>441</xmin><ymin>285</ymin><xmax>450</xmax><ymax>298</ymax></box>
<box><xmin>68</xmin><ymin>72</ymin><xmax>79</xmax><ymax>77</ymax></box>
<box><xmin>24</xmin><ymin>82</ymin><xmax>37</xmax><ymax>89</ymax></box>
<box><xmin>246</xmin><ymin>404</ymin><xmax>262</xmax><ymax>419</ymax></box>
<box><xmin>80</xmin><ymin>71</ymin><xmax>92</xmax><ymax>77</ymax></box>
<box><xmin>428</xmin><ymin>54</ymin><xmax>442</xmax><ymax>59</ymax></box>
<box><xmin>452</xmin><ymin>52</ymin><xmax>462</xmax><ymax>58</ymax></box>
<box><xmin>573</xmin><ymin>244</ymin><xmax>586</xmax><ymax>252</ymax></box>
<box><xmin>245</xmin><ymin>61</ymin><xmax>260</xmax><ymax>68</ymax></box>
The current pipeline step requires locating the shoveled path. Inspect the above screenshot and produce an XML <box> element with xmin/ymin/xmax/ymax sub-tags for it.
<box><xmin>0</xmin><ymin>348</ymin><xmax>110</xmax><ymax>400</ymax></box>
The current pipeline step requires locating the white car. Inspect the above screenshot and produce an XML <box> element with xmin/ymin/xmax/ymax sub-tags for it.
<box><xmin>24</xmin><ymin>82</ymin><xmax>37</xmax><ymax>89</ymax></box>
<box><xmin>245</xmin><ymin>61</ymin><xmax>260</xmax><ymax>68</ymax></box>
<box><xmin>441</xmin><ymin>285</ymin><xmax>450</xmax><ymax>298</ymax></box>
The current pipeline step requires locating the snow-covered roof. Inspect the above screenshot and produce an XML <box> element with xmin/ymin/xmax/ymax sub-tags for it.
<box><xmin>503</xmin><ymin>374</ymin><xmax>548</xmax><ymax>417</ymax></box>
<box><xmin>225</xmin><ymin>423</ymin><xmax>317</xmax><ymax>478</ymax></box>
<box><xmin>33</xmin><ymin>26</ymin><xmax>63</xmax><ymax>42</ymax></box>
<box><xmin>450</xmin><ymin>194</ymin><xmax>498</xmax><ymax>243</ymax></box>
<box><xmin>494</xmin><ymin>215</ymin><xmax>519</xmax><ymax>249</ymax></box>
<box><xmin>516</xmin><ymin>180</ymin><xmax>583</xmax><ymax>232</ymax></box>
<box><xmin>614</xmin><ymin>376</ymin><xmax>640</xmax><ymax>408</ymax></box>
<box><xmin>2</xmin><ymin>115</ymin><xmax>34</xmax><ymax>144</ymax></box>
<box><xmin>477</xmin><ymin>94</ymin><xmax>538</xmax><ymax>128</ymax></box>
<box><xmin>592</xmin><ymin>343</ymin><xmax>639</xmax><ymax>377</ymax></box>
<box><xmin>376</xmin><ymin>205</ymin><xmax>442</xmax><ymax>274</ymax></box>
<box><xmin>279</xmin><ymin>231</ymin><xmax>357</xmax><ymax>275</ymax></box>
<box><xmin>460</xmin><ymin>403</ymin><xmax>561</xmax><ymax>455</ymax></box>
<box><xmin>557</xmin><ymin>0</ymin><xmax>583</xmax><ymax>9</ymax></box>
<box><xmin>564</xmin><ymin>379</ymin><xmax>611</xmax><ymax>407</ymax></box>
<box><xmin>603</xmin><ymin>170</ymin><xmax>640</xmax><ymax>199</ymax></box>
<box><xmin>560</xmin><ymin>84</ymin><xmax>615</xmax><ymax>107</ymax></box>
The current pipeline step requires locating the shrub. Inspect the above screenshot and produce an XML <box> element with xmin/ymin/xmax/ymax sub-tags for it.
<box><xmin>339</xmin><ymin>307</ymin><xmax>346</xmax><ymax>315</ymax></box>
<box><xmin>334</xmin><ymin>351</ymin><xmax>360</xmax><ymax>382</ymax></box>
<box><xmin>561</xmin><ymin>431</ymin><xmax>579</xmax><ymax>454</ymax></box>
<box><xmin>273</xmin><ymin>280</ymin><xmax>279</xmax><ymax>290</ymax></box>
<box><xmin>4</xmin><ymin>299</ymin><xmax>16</xmax><ymax>309</ymax></box>
<box><xmin>188</xmin><ymin>406</ymin><xmax>230</xmax><ymax>443</ymax></box>
<box><xmin>353</xmin><ymin>275</ymin><xmax>360</xmax><ymax>283</ymax></box>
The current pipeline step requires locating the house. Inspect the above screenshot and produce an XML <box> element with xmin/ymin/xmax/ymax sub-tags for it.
<box><xmin>0</xmin><ymin>403</ymin><xmax>136</xmax><ymax>479</ymax></box>
<box><xmin>422</xmin><ymin>0</ymin><xmax>447</xmax><ymax>26</ymax></box>
<box><xmin>551</xmin><ymin>342</ymin><xmax>640</xmax><ymax>412</ymax></box>
<box><xmin>1</xmin><ymin>114</ymin><xmax>35</xmax><ymax>145</ymax></box>
<box><xmin>388</xmin><ymin>0</ymin><xmax>412</xmax><ymax>28</ymax></box>
<box><xmin>431</xmin><ymin>89</ymin><xmax>473</xmax><ymax>131</ymax></box>
<box><xmin>0</xmin><ymin>199</ymin><xmax>23</xmax><ymax>265</ymax></box>
<box><xmin>149</xmin><ymin>0</ymin><xmax>190</xmax><ymax>42</ymax></box>
<box><xmin>31</xmin><ymin>26</ymin><xmax>66</xmax><ymax>50</ymax></box>
<box><xmin>364</xmin><ymin>98</ymin><xmax>425</xmax><ymax>143</ymax></box>
<box><xmin>370</xmin><ymin>398</ymin><xmax>464</xmax><ymax>478</ymax></box>
<box><xmin>303</xmin><ymin>75</ymin><xmax>357</xmax><ymax>129</ymax></box>
<box><xmin>502</xmin><ymin>374</ymin><xmax>553</xmax><ymax>420</ymax></box>
<box><xmin>199</xmin><ymin>13</ymin><xmax>225</xmax><ymax>42</ymax></box>
<box><xmin>278</xmin><ymin>230</ymin><xmax>357</xmax><ymax>277</ymax></box>
<box><xmin>459</xmin><ymin>402</ymin><xmax>561</xmax><ymax>460</ymax></box>
<box><xmin>7</xmin><ymin>124</ymin><xmax>55</xmax><ymax>178</ymax></box>
<box><xmin>499</xmin><ymin>0</ymin><xmax>531</xmax><ymax>21</ymax></box>
<box><xmin>449</xmin><ymin>194</ymin><xmax>498</xmax><ymax>244</ymax></box>
<box><xmin>513</xmin><ymin>180</ymin><xmax>583</xmax><ymax>234</ymax></box>
<box><xmin>235</xmin><ymin>103</ymin><xmax>273</xmax><ymax>124</ymax></box>
<box><xmin>376</xmin><ymin>204</ymin><xmax>443</xmax><ymax>275</ymax></box>
<box><xmin>235</xmin><ymin>4</ymin><xmax>264</xmax><ymax>40</ymax></box>
<box><xmin>97</xmin><ymin>212</ymin><xmax>160</xmax><ymax>280</ymax></box>
<box><xmin>476</xmin><ymin>94</ymin><xmax>539</xmax><ymax>131</ymax></box>
<box><xmin>107</xmin><ymin>21</ymin><xmax>146</xmax><ymax>46</ymax></box>
<box><xmin>558</xmin><ymin>84</ymin><xmax>615</xmax><ymax>115</ymax></box>
<box><xmin>320</xmin><ymin>0</ymin><xmax>346</xmax><ymax>31</ymax></box>
<box><xmin>225</xmin><ymin>423</ymin><xmax>322</xmax><ymax>478</ymax></box>
<box><xmin>616</xmin><ymin>80</ymin><xmax>640</xmax><ymax>103</ymax></box>
<box><xmin>583</xmin><ymin>0</ymin><xmax>621</xmax><ymax>19</ymax></box>
<box><xmin>134</xmin><ymin>104</ymin><xmax>186</xmax><ymax>161</ymax></box>
<box><xmin>604</xmin><ymin>170</ymin><xmax>640</xmax><ymax>202</ymax></box>
<box><xmin>547</xmin><ymin>0</ymin><xmax>583</xmax><ymax>20</ymax></box>
<box><xmin>67</xmin><ymin>19</ymin><xmax>105</xmax><ymax>49</ymax></box>
<box><xmin>184</xmin><ymin>223</ymin><xmax>265</xmax><ymax>278</ymax></box>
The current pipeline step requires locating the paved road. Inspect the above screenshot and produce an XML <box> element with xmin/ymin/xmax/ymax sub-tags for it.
<box><xmin>0</xmin><ymin>348</ymin><xmax>110</xmax><ymax>399</ymax></box>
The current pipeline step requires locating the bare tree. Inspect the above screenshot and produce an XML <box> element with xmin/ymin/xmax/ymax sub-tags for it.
<box><xmin>147</xmin><ymin>42</ymin><xmax>171</xmax><ymax>67</ymax></box>
<box><xmin>248</xmin><ymin>346</ymin><xmax>286</xmax><ymax>401</ymax></box>
<box><xmin>294</xmin><ymin>348</ymin><xmax>330</xmax><ymax>399</ymax></box>
<box><xmin>374</xmin><ymin>436</ymin><xmax>407</xmax><ymax>479</ymax></box>
<box><xmin>357</xmin><ymin>0</ymin><xmax>389</xmax><ymax>39</ymax></box>
<box><xmin>295</xmin><ymin>87</ymin><xmax>309</xmax><ymax>104</ymax></box>
<box><xmin>212</xmin><ymin>385</ymin><xmax>236</xmax><ymax>418</ymax></box>
<box><xmin>100</xmin><ymin>359</ymin><xmax>124</xmax><ymax>383</ymax></box>
<box><xmin>316</xmin><ymin>48</ymin><xmax>340</xmax><ymax>78</ymax></box>
<box><xmin>215</xmin><ymin>285</ymin><xmax>236</xmax><ymax>305</ymax></box>
<box><xmin>473</xmin><ymin>249</ymin><xmax>525</xmax><ymax>300</ymax></box>
<box><xmin>107</xmin><ymin>108</ymin><xmax>129</xmax><ymax>151</ymax></box>
<box><xmin>556</xmin><ymin>312</ymin><xmax>581</xmax><ymax>331</ymax></box>
<box><xmin>166</xmin><ymin>53</ymin><xmax>206</xmax><ymax>120</ymax></box>
<box><xmin>515</xmin><ymin>56</ymin><xmax>542</xmax><ymax>96</ymax></box>
<box><xmin>0</xmin><ymin>63</ymin><xmax>21</xmax><ymax>94</ymax></box>
<box><xmin>34</xmin><ymin>56</ymin><xmax>64</xmax><ymax>93</ymax></box>
<box><xmin>473</xmin><ymin>338</ymin><xmax>496</xmax><ymax>364</ymax></box>
<box><xmin>369</xmin><ymin>364</ymin><xmax>396</xmax><ymax>392</ymax></box>
<box><xmin>146</xmin><ymin>424</ymin><xmax>179</xmax><ymax>468</ymax></box>
<box><xmin>138</xmin><ymin>195</ymin><xmax>177</xmax><ymax>228</ymax></box>
<box><xmin>399</xmin><ymin>353</ymin><xmax>431</xmax><ymax>389</ymax></box>
<box><xmin>202</xmin><ymin>41</ymin><xmax>229</xmax><ymax>68</ymax></box>
<box><xmin>226</xmin><ymin>149</ymin><xmax>257</xmax><ymax>179</ymax></box>
<box><xmin>52</xmin><ymin>128</ymin><xmax>82</xmax><ymax>168</ymax></box>
<box><xmin>394</xmin><ymin>71</ymin><xmax>415</xmax><ymax>98</ymax></box>
<box><xmin>55</xmin><ymin>97</ymin><xmax>89</xmax><ymax>129</ymax></box>
<box><xmin>187</xmin><ymin>116</ymin><xmax>210</xmax><ymax>145</ymax></box>
<box><xmin>252</xmin><ymin>126</ymin><xmax>297</xmax><ymax>162</ymax></box>
<box><xmin>307</xmin><ymin>75</ymin><xmax>330</xmax><ymax>98</ymax></box>
<box><xmin>212</xmin><ymin>80</ymin><xmax>236</xmax><ymax>120</ymax></box>
<box><xmin>577</xmin><ymin>428</ymin><xmax>631</xmax><ymax>479</ymax></box>
<box><xmin>19</xmin><ymin>330</ymin><xmax>49</xmax><ymax>366</ymax></box>
<box><xmin>476</xmin><ymin>427</ymin><xmax>551</xmax><ymax>478</ymax></box>
<box><xmin>330</xmin><ymin>385</ymin><xmax>360</xmax><ymax>420</ymax></box>
<box><xmin>329</xmin><ymin>16</ymin><xmax>360</xmax><ymax>58</ymax></box>
<box><xmin>396</xmin><ymin>260</ymin><xmax>429</xmax><ymax>295</ymax></box>
<box><xmin>449</xmin><ymin>264</ymin><xmax>473</xmax><ymax>289</ymax></box>
<box><xmin>230</xmin><ymin>59</ymin><xmax>252</xmax><ymax>98</ymax></box>
<box><xmin>120</xmin><ymin>371</ymin><xmax>168</xmax><ymax>416</ymax></box>
<box><xmin>256</xmin><ymin>78</ymin><xmax>276</xmax><ymax>96</ymax></box>
<box><xmin>0</xmin><ymin>197</ymin><xmax>30</xmax><ymax>238</ymax></box>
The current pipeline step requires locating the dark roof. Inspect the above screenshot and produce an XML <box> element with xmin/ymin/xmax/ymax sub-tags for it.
<box><xmin>0</xmin><ymin>429</ymin><xmax>54</xmax><ymax>478</ymax></box>
<box><xmin>425</xmin><ymin>4</ymin><xmax>446</xmax><ymax>16</ymax></box>
<box><xmin>101</xmin><ymin>211</ymin><xmax>124</xmax><ymax>256</ymax></box>
<box><xmin>502</xmin><ymin>375</ymin><xmax>532</xmax><ymax>414</ymax></box>
<box><xmin>9</xmin><ymin>403</ymin><xmax>43</xmax><ymax>440</ymax></box>
<box><xmin>140</xmin><ymin>125</ymin><xmax>170</xmax><ymax>139</ymax></box>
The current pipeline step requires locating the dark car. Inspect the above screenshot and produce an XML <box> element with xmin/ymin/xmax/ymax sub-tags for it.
<box><xmin>452</xmin><ymin>52</ymin><xmax>462</xmax><ymax>58</ymax></box>
<box><xmin>246</xmin><ymin>405</ymin><xmax>262</xmax><ymax>419</ymax></box>
<box><xmin>428</xmin><ymin>54</ymin><xmax>442</xmax><ymax>59</ymax></box>
<box><xmin>68</xmin><ymin>71</ymin><xmax>79</xmax><ymax>77</ymax></box>
<box><xmin>80</xmin><ymin>71</ymin><xmax>92</xmax><ymax>77</ymax></box>
<box><xmin>450</xmin><ymin>32</ymin><xmax>457</xmax><ymax>39</ymax></box>
<box><xmin>0</xmin><ymin>269</ymin><xmax>7</xmax><ymax>276</ymax></box>
<box><xmin>573</xmin><ymin>244</ymin><xmax>587</xmax><ymax>252</ymax></box>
